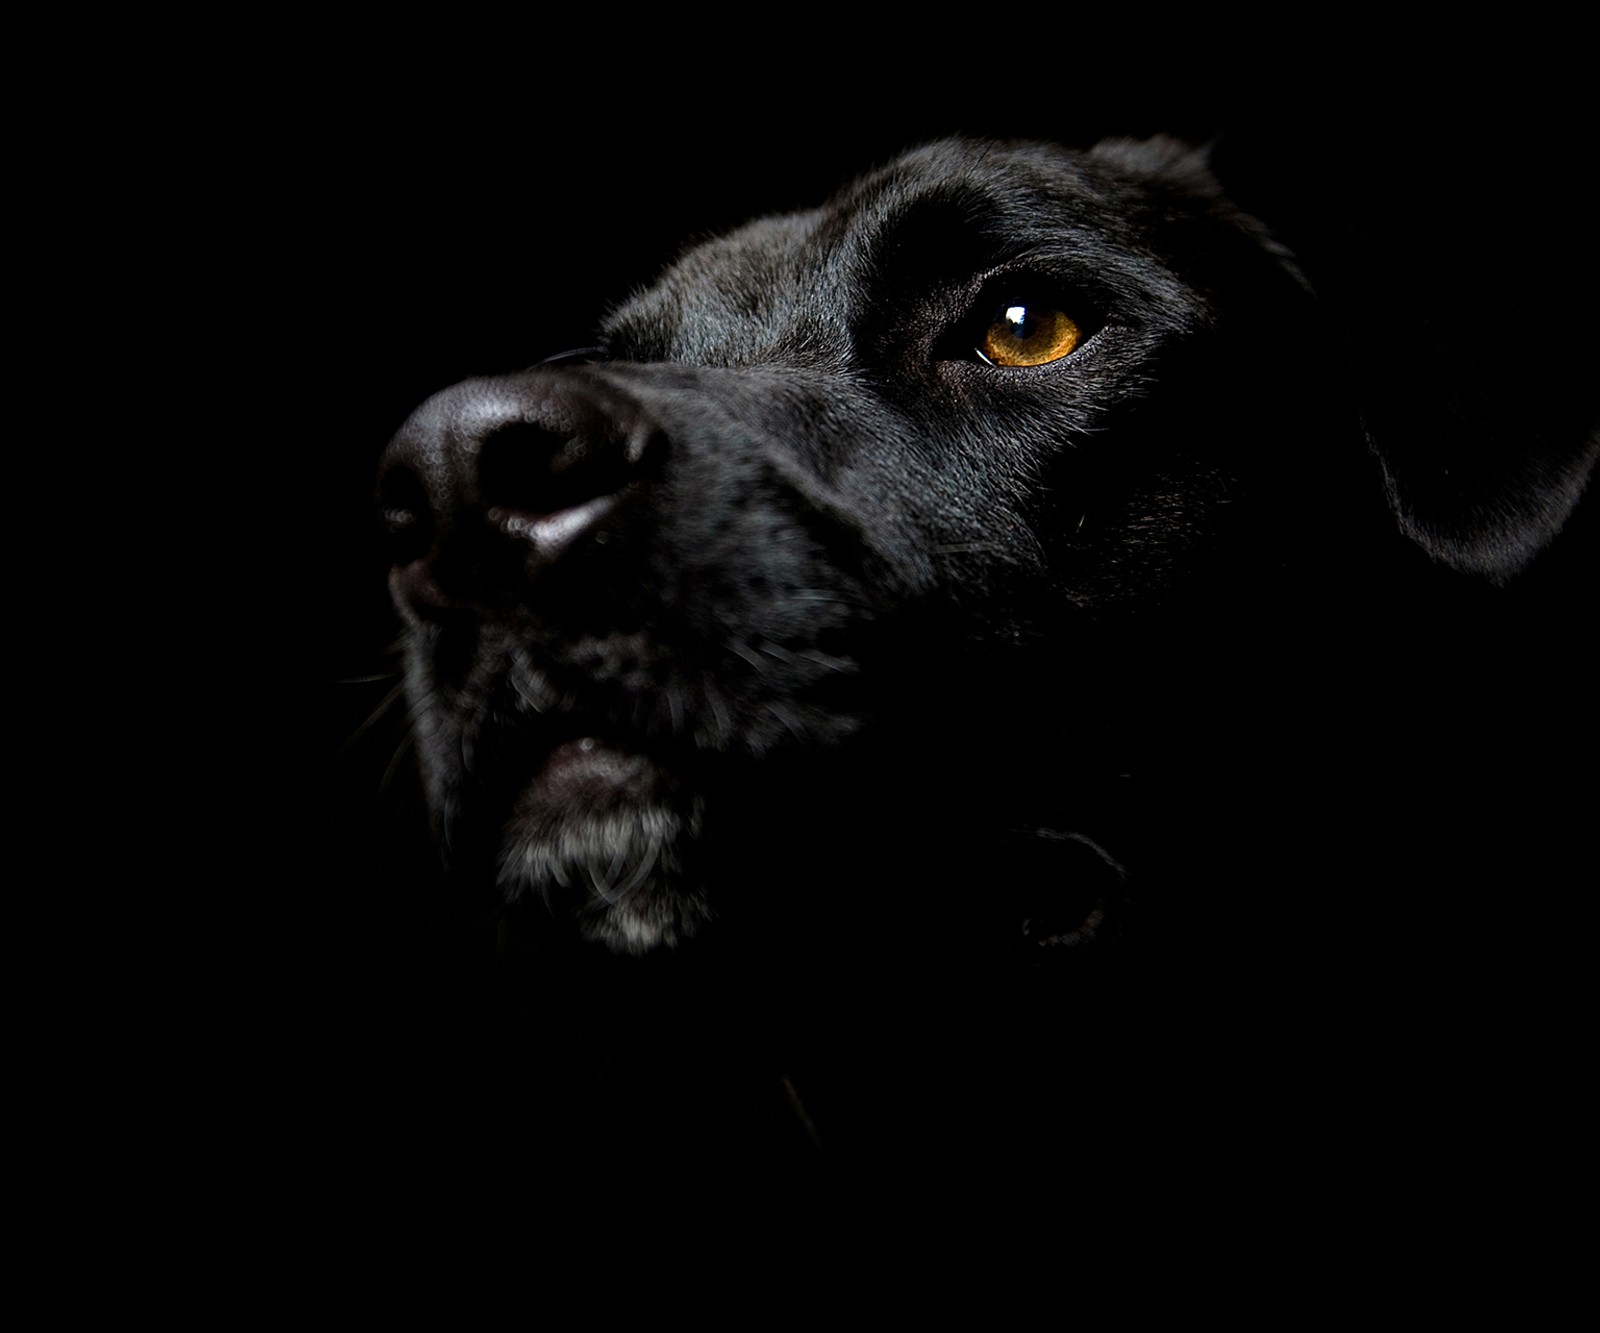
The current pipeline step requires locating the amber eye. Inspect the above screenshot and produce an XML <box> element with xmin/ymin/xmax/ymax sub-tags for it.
<box><xmin>977</xmin><ymin>303</ymin><xmax>1085</xmax><ymax>367</ymax></box>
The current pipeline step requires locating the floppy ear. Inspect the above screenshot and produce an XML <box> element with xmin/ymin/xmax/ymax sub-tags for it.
<box><xmin>1203</xmin><ymin>123</ymin><xmax>1597</xmax><ymax>584</ymax></box>
<box><xmin>1273</xmin><ymin>141</ymin><xmax>1595</xmax><ymax>585</ymax></box>
<box><xmin>1362</xmin><ymin>346</ymin><xmax>1597</xmax><ymax>584</ymax></box>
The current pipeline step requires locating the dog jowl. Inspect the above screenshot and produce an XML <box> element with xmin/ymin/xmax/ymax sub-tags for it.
<box><xmin>376</xmin><ymin>137</ymin><xmax>1590</xmax><ymax>970</ymax></box>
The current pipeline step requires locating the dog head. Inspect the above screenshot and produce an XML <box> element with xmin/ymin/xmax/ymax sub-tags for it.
<box><xmin>376</xmin><ymin>136</ymin><xmax>1592</xmax><ymax>979</ymax></box>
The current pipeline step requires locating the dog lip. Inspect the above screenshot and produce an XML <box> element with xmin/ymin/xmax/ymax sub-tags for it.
<box><xmin>533</xmin><ymin>734</ymin><xmax>666</xmax><ymax>798</ymax></box>
<box><xmin>539</xmin><ymin>734</ymin><xmax>606</xmax><ymax>776</ymax></box>
<box><xmin>389</xmin><ymin>558</ymin><xmax>457</xmax><ymax>612</ymax></box>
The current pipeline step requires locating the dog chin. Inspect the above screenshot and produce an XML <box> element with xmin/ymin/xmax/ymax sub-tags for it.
<box><xmin>495</xmin><ymin>738</ymin><xmax>711</xmax><ymax>954</ymax></box>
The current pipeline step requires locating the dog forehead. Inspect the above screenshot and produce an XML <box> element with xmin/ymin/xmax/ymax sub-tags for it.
<box><xmin>836</xmin><ymin>137</ymin><xmax>1122</xmax><ymax>228</ymax></box>
<box><xmin>600</xmin><ymin>137</ymin><xmax>1209</xmax><ymax>367</ymax></box>
<box><xmin>602</xmin><ymin>208</ymin><xmax>848</xmax><ymax>366</ymax></box>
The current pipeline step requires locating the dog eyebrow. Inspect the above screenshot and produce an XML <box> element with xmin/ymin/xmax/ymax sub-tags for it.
<box><xmin>830</xmin><ymin>185</ymin><xmax>1202</xmax><ymax>351</ymax></box>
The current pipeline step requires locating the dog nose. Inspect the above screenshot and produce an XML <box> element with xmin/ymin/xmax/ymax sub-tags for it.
<box><xmin>377</xmin><ymin>372</ymin><xmax>664</xmax><ymax>611</ymax></box>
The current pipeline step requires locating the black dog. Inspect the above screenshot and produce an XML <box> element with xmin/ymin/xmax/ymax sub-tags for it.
<box><xmin>374</xmin><ymin>137</ymin><xmax>1594</xmax><ymax>1170</ymax></box>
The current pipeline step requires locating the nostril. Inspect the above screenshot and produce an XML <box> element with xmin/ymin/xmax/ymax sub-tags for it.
<box><xmin>477</xmin><ymin>418</ymin><xmax>639</xmax><ymax>519</ymax></box>
<box><xmin>476</xmin><ymin>421</ymin><xmax>572</xmax><ymax>515</ymax></box>
<box><xmin>376</xmin><ymin>464</ymin><xmax>434</xmax><ymax>567</ymax></box>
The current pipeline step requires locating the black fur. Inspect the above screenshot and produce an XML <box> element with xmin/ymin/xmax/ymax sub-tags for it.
<box><xmin>374</xmin><ymin>136</ymin><xmax>1595</xmax><ymax>1173</ymax></box>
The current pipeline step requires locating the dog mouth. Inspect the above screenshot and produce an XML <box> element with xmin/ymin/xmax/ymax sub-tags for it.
<box><xmin>406</xmin><ymin>598</ymin><xmax>880</xmax><ymax>958</ymax></box>
<box><xmin>494</xmin><ymin>733</ymin><xmax>713</xmax><ymax>955</ymax></box>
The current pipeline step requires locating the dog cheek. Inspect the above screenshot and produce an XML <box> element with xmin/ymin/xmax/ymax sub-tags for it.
<box><xmin>397</xmin><ymin>627</ymin><xmax>470</xmax><ymax>840</ymax></box>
